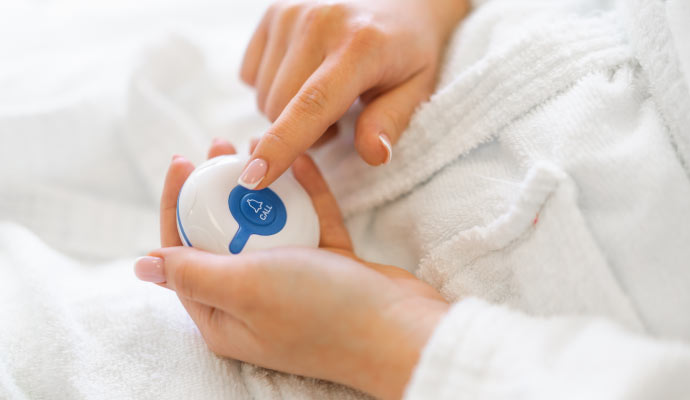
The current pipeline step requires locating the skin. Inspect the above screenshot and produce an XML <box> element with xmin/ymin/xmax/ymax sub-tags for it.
<box><xmin>149</xmin><ymin>139</ymin><xmax>450</xmax><ymax>399</ymax></box>
<box><xmin>241</xmin><ymin>0</ymin><xmax>471</xmax><ymax>188</ymax></box>
<box><xmin>146</xmin><ymin>3</ymin><xmax>471</xmax><ymax>396</ymax></box>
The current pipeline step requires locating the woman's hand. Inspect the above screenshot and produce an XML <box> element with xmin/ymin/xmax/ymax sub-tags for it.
<box><xmin>237</xmin><ymin>0</ymin><xmax>470</xmax><ymax>190</ymax></box>
<box><xmin>135</xmin><ymin>139</ymin><xmax>449</xmax><ymax>399</ymax></box>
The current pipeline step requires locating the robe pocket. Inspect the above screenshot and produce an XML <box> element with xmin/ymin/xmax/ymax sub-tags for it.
<box><xmin>418</xmin><ymin>162</ymin><xmax>643</xmax><ymax>329</ymax></box>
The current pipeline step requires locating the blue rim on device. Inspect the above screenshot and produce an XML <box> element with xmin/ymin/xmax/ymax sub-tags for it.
<box><xmin>177</xmin><ymin>191</ymin><xmax>193</xmax><ymax>247</ymax></box>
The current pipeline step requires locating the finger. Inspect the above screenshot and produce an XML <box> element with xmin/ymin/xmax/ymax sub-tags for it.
<box><xmin>240</xmin><ymin>6</ymin><xmax>274</xmax><ymax>86</ymax></box>
<box><xmin>263</xmin><ymin>32</ymin><xmax>324</xmax><ymax>122</ymax></box>
<box><xmin>138</xmin><ymin>249</ymin><xmax>255</xmax><ymax>352</ymax></box>
<box><xmin>150</xmin><ymin>247</ymin><xmax>252</xmax><ymax>311</ymax></box>
<box><xmin>249</xmin><ymin>137</ymin><xmax>260</xmax><ymax>154</ymax></box>
<box><xmin>241</xmin><ymin>55</ymin><xmax>369</xmax><ymax>190</ymax></box>
<box><xmin>311</xmin><ymin>123</ymin><xmax>339</xmax><ymax>148</ymax></box>
<box><xmin>355</xmin><ymin>71</ymin><xmax>435</xmax><ymax>166</ymax></box>
<box><xmin>255</xmin><ymin>9</ymin><xmax>299</xmax><ymax>113</ymax></box>
<box><xmin>291</xmin><ymin>155</ymin><xmax>352</xmax><ymax>250</ymax></box>
<box><xmin>207</xmin><ymin>138</ymin><xmax>237</xmax><ymax>159</ymax></box>
<box><xmin>160</xmin><ymin>156</ymin><xmax>195</xmax><ymax>248</ymax></box>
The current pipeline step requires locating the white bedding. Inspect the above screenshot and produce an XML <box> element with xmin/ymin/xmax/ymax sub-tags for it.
<box><xmin>0</xmin><ymin>0</ymin><xmax>272</xmax><ymax>261</ymax></box>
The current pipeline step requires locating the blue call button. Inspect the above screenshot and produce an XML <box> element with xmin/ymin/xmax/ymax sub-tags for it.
<box><xmin>240</xmin><ymin>192</ymin><xmax>277</xmax><ymax>226</ymax></box>
<box><xmin>227</xmin><ymin>186</ymin><xmax>287</xmax><ymax>254</ymax></box>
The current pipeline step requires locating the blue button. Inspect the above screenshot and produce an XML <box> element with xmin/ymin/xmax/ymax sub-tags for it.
<box><xmin>227</xmin><ymin>186</ymin><xmax>287</xmax><ymax>254</ymax></box>
<box><xmin>240</xmin><ymin>192</ymin><xmax>277</xmax><ymax>226</ymax></box>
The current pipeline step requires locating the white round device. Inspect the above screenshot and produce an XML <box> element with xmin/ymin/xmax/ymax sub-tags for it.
<box><xmin>176</xmin><ymin>155</ymin><xmax>320</xmax><ymax>255</ymax></box>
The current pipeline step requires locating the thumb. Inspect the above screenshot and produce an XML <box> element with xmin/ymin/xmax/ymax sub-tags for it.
<box><xmin>134</xmin><ymin>247</ymin><xmax>250</xmax><ymax>309</ymax></box>
<box><xmin>355</xmin><ymin>71</ymin><xmax>434</xmax><ymax>166</ymax></box>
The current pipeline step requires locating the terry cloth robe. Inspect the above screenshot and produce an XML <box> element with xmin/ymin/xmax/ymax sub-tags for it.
<box><xmin>313</xmin><ymin>0</ymin><xmax>690</xmax><ymax>398</ymax></box>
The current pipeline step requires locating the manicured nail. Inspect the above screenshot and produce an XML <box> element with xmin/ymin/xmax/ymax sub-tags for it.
<box><xmin>378</xmin><ymin>133</ymin><xmax>393</xmax><ymax>165</ymax></box>
<box><xmin>134</xmin><ymin>256</ymin><xmax>166</xmax><ymax>283</ymax></box>
<box><xmin>238</xmin><ymin>158</ymin><xmax>268</xmax><ymax>189</ymax></box>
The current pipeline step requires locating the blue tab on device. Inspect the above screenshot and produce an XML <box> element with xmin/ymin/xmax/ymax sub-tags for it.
<box><xmin>227</xmin><ymin>186</ymin><xmax>287</xmax><ymax>254</ymax></box>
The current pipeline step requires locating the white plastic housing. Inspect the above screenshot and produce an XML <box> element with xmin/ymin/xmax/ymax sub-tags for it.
<box><xmin>176</xmin><ymin>155</ymin><xmax>320</xmax><ymax>254</ymax></box>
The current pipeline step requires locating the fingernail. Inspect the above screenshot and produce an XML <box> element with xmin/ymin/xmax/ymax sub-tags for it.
<box><xmin>212</xmin><ymin>137</ymin><xmax>223</xmax><ymax>145</ymax></box>
<box><xmin>238</xmin><ymin>158</ymin><xmax>268</xmax><ymax>189</ymax></box>
<box><xmin>172</xmin><ymin>154</ymin><xmax>183</xmax><ymax>161</ymax></box>
<box><xmin>134</xmin><ymin>256</ymin><xmax>166</xmax><ymax>283</ymax></box>
<box><xmin>378</xmin><ymin>133</ymin><xmax>393</xmax><ymax>165</ymax></box>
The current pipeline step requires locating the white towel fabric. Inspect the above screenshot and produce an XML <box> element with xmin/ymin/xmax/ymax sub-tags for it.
<box><xmin>2</xmin><ymin>0</ymin><xmax>690</xmax><ymax>399</ymax></box>
<box><xmin>397</xmin><ymin>0</ymin><xmax>690</xmax><ymax>398</ymax></box>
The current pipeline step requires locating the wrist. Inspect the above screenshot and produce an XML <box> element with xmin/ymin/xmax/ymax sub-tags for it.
<box><xmin>429</xmin><ymin>0</ymin><xmax>471</xmax><ymax>41</ymax></box>
<box><xmin>357</xmin><ymin>299</ymin><xmax>450</xmax><ymax>400</ymax></box>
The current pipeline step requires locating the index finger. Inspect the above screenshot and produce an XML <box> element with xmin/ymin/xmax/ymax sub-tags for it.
<box><xmin>238</xmin><ymin>55</ymin><xmax>367</xmax><ymax>190</ymax></box>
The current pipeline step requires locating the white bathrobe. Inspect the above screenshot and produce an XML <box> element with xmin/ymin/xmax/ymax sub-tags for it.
<box><xmin>0</xmin><ymin>0</ymin><xmax>688</xmax><ymax>398</ymax></box>
<box><xmin>325</xmin><ymin>0</ymin><xmax>690</xmax><ymax>397</ymax></box>
<box><xmin>371</xmin><ymin>0</ymin><xmax>690</xmax><ymax>397</ymax></box>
